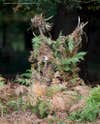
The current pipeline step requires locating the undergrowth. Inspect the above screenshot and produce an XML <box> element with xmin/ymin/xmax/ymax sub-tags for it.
<box><xmin>15</xmin><ymin>69</ymin><xmax>32</xmax><ymax>86</ymax></box>
<box><xmin>32</xmin><ymin>99</ymin><xmax>51</xmax><ymax>118</ymax></box>
<box><xmin>69</xmin><ymin>86</ymin><xmax>100</xmax><ymax>122</ymax></box>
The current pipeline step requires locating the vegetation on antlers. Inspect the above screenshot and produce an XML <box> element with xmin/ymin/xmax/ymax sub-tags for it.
<box><xmin>29</xmin><ymin>14</ymin><xmax>87</xmax><ymax>84</ymax></box>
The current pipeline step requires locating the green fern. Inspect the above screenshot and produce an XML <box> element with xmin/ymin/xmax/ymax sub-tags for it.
<box><xmin>7</xmin><ymin>97</ymin><xmax>25</xmax><ymax>112</ymax></box>
<box><xmin>56</xmin><ymin>52</ymin><xmax>86</xmax><ymax>72</ymax></box>
<box><xmin>69</xmin><ymin>86</ymin><xmax>100</xmax><ymax>122</ymax></box>
<box><xmin>46</xmin><ymin>84</ymin><xmax>66</xmax><ymax>97</ymax></box>
<box><xmin>61</xmin><ymin>52</ymin><xmax>86</xmax><ymax>65</ymax></box>
<box><xmin>39</xmin><ymin>100</ymin><xmax>50</xmax><ymax>118</ymax></box>
<box><xmin>87</xmin><ymin>86</ymin><xmax>100</xmax><ymax>104</ymax></box>
<box><xmin>32</xmin><ymin>100</ymin><xmax>51</xmax><ymax>118</ymax></box>
<box><xmin>32</xmin><ymin>36</ymin><xmax>42</xmax><ymax>57</ymax></box>
<box><xmin>67</xmin><ymin>36</ymin><xmax>74</xmax><ymax>52</ymax></box>
<box><xmin>15</xmin><ymin>69</ymin><xmax>32</xmax><ymax>86</ymax></box>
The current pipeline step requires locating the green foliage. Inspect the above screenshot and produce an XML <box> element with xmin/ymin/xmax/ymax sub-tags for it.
<box><xmin>0</xmin><ymin>97</ymin><xmax>25</xmax><ymax>116</ymax></box>
<box><xmin>70</xmin><ymin>101</ymin><xmax>100</xmax><ymax>122</ymax></box>
<box><xmin>32</xmin><ymin>36</ymin><xmax>42</xmax><ymax>57</ymax></box>
<box><xmin>59</xmin><ymin>52</ymin><xmax>86</xmax><ymax>72</ymax></box>
<box><xmin>67</xmin><ymin>36</ymin><xmax>74</xmax><ymax>53</ymax></box>
<box><xmin>15</xmin><ymin>69</ymin><xmax>32</xmax><ymax>86</ymax></box>
<box><xmin>46</xmin><ymin>84</ymin><xmax>66</xmax><ymax>97</ymax></box>
<box><xmin>80</xmin><ymin>101</ymin><xmax>99</xmax><ymax>121</ymax></box>
<box><xmin>87</xmin><ymin>86</ymin><xmax>100</xmax><ymax>104</ymax></box>
<box><xmin>69</xmin><ymin>86</ymin><xmax>100</xmax><ymax>122</ymax></box>
<box><xmin>48</xmin><ymin>33</ymin><xmax>86</xmax><ymax>74</ymax></box>
<box><xmin>39</xmin><ymin>100</ymin><xmax>50</xmax><ymax>118</ymax></box>
<box><xmin>0</xmin><ymin>101</ymin><xmax>8</xmax><ymax>116</ymax></box>
<box><xmin>51</xmin><ymin>35</ymin><xmax>86</xmax><ymax>73</ymax></box>
<box><xmin>32</xmin><ymin>99</ymin><xmax>51</xmax><ymax>118</ymax></box>
<box><xmin>6</xmin><ymin>97</ymin><xmax>26</xmax><ymax>112</ymax></box>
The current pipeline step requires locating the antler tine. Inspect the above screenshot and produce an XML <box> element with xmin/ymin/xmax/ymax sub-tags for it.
<box><xmin>45</xmin><ymin>16</ymin><xmax>53</xmax><ymax>21</ymax></box>
<box><xmin>82</xmin><ymin>21</ymin><xmax>88</xmax><ymax>28</ymax></box>
<box><xmin>77</xmin><ymin>16</ymin><xmax>80</xmax><ymax>28</ymax></box>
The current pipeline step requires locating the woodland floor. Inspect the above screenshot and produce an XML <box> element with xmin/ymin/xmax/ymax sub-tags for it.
<box><xmin>0</xmin><ymin>77</ymin><xmax>100</xmax><ymax>124</ymax></box>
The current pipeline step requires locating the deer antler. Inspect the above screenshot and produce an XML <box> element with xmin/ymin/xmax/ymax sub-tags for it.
<box><xmin>71</xmin><ymin>17</ymin><xmax>88</xmax><ymax>47</ymax></box>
